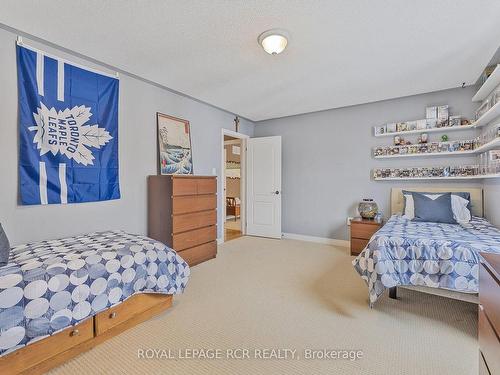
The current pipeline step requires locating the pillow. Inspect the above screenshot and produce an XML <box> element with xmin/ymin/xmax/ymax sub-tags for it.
<box><xmin>403</xmin><ymin>190</ymin><xmax>472</xmax><ymax>223</ymax></box>
<box><xmin>0</xmin><ymin>224</ymin><xmax>11</xmax><ymax>266</ymax></box>
<box><xmin>412</xmin><ymin>192</ymin><xmax>456</xmax><ymax>224</ymax></box>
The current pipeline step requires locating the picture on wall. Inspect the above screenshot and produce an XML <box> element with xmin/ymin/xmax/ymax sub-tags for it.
<box><xmin>157</xmin><ymin>113</ymin><xmax>193</xmax><ymax>175</ymax></box>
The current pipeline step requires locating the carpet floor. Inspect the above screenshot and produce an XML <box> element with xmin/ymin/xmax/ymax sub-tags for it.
<box><xmin>50</xmin><ymin>236</ymin><xmax>478</xmax><ymax>375</ymax></box>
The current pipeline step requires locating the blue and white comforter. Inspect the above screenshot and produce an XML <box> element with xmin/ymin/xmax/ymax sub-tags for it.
<box><xmin>352</xmin><ymin>215</ymin><xmax>500</xmax><ymax>305</ymax></box>
<box><xmin>0</xmin><ymin>230</ymin><xmax>190</xmax><ymax>356</ymax></box>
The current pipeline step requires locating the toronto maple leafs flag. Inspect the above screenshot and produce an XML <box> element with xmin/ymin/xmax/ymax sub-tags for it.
<box><xmin>17</xmin><ymin>44</ymin><xmax>120</xmax><ymax>205</ymax></box>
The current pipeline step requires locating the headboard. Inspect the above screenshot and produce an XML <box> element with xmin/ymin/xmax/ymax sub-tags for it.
<box><xmin>391</xmin><ymin>187</ymin><xmax>484</xmax><ymax>217</ymax></box>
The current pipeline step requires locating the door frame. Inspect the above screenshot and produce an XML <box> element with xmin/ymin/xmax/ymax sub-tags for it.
<box><xmin>220</xmin><ymin>128</ymin><xmax>249</xmax><ymax>243</ymax></box>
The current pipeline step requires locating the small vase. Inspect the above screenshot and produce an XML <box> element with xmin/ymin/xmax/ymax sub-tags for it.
<box><xmin>358</xmin><ymin>199</ymin><xmax>378</xmax><ymax>219</ymax></box>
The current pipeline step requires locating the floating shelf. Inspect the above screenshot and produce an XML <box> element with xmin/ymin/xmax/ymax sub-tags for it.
<box><xmin>472</xmin><ymin>64</ymin><xmax>500</xmax><ymax>102</ymax></box>
<box><xmin>374</xmin><ymin>137</ymin><xmax>500</xmax><ymax>159</ymax></box>
<box><xmin>374</xmin><ymin>174</ymin><xmax>500</xmax><ymax>181</ymax></box>
<box><xmin>374</xmin><ymin>123</ymin><xmax>477</xmax><ymax>138</ymax></box>
<box><xmin>375</xmin><ymin>150</ymin><xmax>475</xmax><ymax>159</ymax></box>
<box><xmin>474</xmin><ymin>101</ymin><xmax>500</xmax><ymax>128</ymax></box>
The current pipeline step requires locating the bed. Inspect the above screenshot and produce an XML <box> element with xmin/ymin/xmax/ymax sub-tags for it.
<box><xmin>0</xmin><ymin>230</ymin><xmax>190</xmax><ymax>374</ymax></box>
<box><xmin>352</xmin><ymin>187</ymin><xmax>500</xmax><ymax>306</ymax></box>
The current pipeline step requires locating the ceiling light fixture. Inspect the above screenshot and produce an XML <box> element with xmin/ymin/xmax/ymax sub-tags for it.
<box><xmin>258</xmin><ymin>29</ymin><xmax>289</xmax><ymax>55</ymax></box>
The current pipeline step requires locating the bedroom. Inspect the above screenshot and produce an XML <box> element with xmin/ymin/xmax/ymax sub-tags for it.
<box><xmin>0</xmin><ymin>1</ymin><xmax>499</xmax><ymax>375</ymax></box>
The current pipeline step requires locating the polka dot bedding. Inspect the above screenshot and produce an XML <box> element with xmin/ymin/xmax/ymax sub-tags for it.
<box><xmin>352</xmin><ymin>215</ymin><xmax>500</xmax><ymax>306</ymax></box>
<box><xmin>0</xmin><ymin>230</ymin><xmax>190</xmax><ymax>356</ymax></box>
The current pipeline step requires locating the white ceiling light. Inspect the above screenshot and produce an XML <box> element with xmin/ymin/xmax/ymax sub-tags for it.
<box><xmin>258</xmin><ymin>29</ymin><xmax>289</xmax><ymax>55</ymax></box>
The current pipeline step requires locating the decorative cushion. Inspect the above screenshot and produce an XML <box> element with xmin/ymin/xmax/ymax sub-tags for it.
<box><xmin>412</xmin><ymin>192</ymin><xmax>456</xmax><ymax>224</ymax></box>
<box><xmin>403</xmin><ymin>190</ymin><xmax>472</xmax><ymax>223</ymax></box>
<box><xmin>0</xmin><ymin>224</ymin><xmax>11</xmax><ymax>266</ymax></box>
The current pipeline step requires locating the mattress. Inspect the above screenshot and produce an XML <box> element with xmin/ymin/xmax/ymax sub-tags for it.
<box><xmin>352</xmin><ymin>215</ymin><xmax>500</xmax><ymax>305</ymax></box>
<box><xmin>0</xmin><ymin>230</ymin><xmax>190</xmax><ymax>356</ymax></box>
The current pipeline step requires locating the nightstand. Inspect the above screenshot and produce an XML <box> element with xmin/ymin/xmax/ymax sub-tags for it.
<box><xmin>350</xmin><ymin>217</ymin><xmax>383</xmax><ymax>256</ymax></box>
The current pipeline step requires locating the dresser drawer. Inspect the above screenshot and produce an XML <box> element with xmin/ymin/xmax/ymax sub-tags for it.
<box><xmin>95</xmin><ymin>294</ymin><xmax>173</xmax><ymax>336</ymax></box>
<box><xmin>173</xmin><ymin>210</ymin><xmax>217</xmax><ymax>234</ymax></box>
<box><xmin>351</xmin><ymin>223</ymin><xmax>380</xmax><ymax>240</ymax></box>
<box><xmin>172</xmin><ymin>177</ymin><xmax>217</xmax><ymax>196</ymax></box>
<box><xmin>0</xmin><ymin>318</ymin><xmax>93</xmax><ymax>374</ymax></box>
<box><xmin>479</xmin><ymin>305</ymin><xmax>500</xmax><ymax>375</ymax></box>
<box><xmin>172</xmin><ymin>195</ymin><xmax>217</xmax><ymax>214</ymax></box>
<box><xmin>351</xmin><ymin>238</ymin><xmax>369</xmax><ymax>256</ymax></box>
<box><xmin>173</xmin><ymin>225</ymin><xmax>217</xmax><ymax>251</ymax></box>
<box><xmin>480</xmin><ymin>262</ymin><xmax>500</xmax><ymax>334</ymax></box>
<box><xmin>178</xmin><ymin>241</ymin><xmax>217</xmax><ymax>266</ymax></box>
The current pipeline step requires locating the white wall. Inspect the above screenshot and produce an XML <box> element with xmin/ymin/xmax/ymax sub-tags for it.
<box><xmin>255</xmin><ymin>86</ymin><xmax>488</xmax><ymax>240</ymax></box>
<box><xmin>483</xmin><ymin>117</ymin><xmax>500</xmax><ymax>227</ymax></box>
<box><xmin>0</xmin><ymin>27</ymin><xmax>254</xmax><ymax>245</ymax></box>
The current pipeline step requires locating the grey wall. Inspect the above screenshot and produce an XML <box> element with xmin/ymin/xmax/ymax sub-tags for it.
<box><xmin>0</xmin><ymin>27</ymin><xmax>254</xmax><ymax>245</ymax></box>
<box><xmin>254</xmin><ymin>86</ymin><xmax>489</xmax><ymax>240</ymax></box>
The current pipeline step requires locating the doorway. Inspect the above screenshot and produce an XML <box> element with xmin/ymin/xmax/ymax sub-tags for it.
<box><xmin>224</xmin><ymin>136</ymin><xmax>242</xmax><ymax>241</ymax></box>
<box><xmin>221</xmin><ymin>129</ymin><xmax>248</xmax><ymax>243</ymax></box>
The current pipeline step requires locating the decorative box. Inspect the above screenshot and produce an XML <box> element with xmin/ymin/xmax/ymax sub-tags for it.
<box><xmin>437</xmin><ymin>105</ymin><xmax>449</xmax><ymax>119</ymax></box>
<box><xmin>426</xmin><ymin>106</ymin><xmax>437</xmax><ymax>119</ymax></box>
<box><xmin>416</xmin><ymin>119</ymin><xmax>427</xmax><ymax>130</ymax></box>
<box><xmin>426</xmin><ymin>119</ymin><xmax>437</xmax><ymax>129</ymax></box>
<box><xmin>449</xmin><ymin>115</ymin><xmax>461</xmax><ymax>127</ymax></box>
<box><xmin>386</xmin><ymin>123</ymin><xmax>397</xmax><ymax>133</ymax></box>
<box><xmin>374</xmin><ymin>125</ymin><xmax>386</xmax><ymax>135</ymax></box>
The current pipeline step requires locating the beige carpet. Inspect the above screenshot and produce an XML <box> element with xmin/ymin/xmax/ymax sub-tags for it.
<box><xmin>50</xmin><ymin>237</ymin><xmax>478</xmax><ymax>375</ymax></box>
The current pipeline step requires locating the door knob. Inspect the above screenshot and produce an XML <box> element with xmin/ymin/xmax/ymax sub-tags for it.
<box><xmin>274</xmin><ymin>191</ymin><xmax>280</xmax><ymax>195</ymax></box>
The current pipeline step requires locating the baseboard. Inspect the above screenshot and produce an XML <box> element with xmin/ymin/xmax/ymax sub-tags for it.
<box><xmin>282</xmin><ymin>233</ymin><xmax>350</xmax><ymax>248</ymax></box>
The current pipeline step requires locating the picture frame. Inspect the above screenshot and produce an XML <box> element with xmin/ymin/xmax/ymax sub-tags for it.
<box><xmin>156</xmin><ymin>112</ymin><xmax>194</xmax><ymax>175</ymax></box>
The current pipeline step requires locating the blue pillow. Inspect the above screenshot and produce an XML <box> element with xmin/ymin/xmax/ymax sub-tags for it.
<box><xmin>412</xmin><ymin>192</ymin><xmax>456</xmax><ymax>224</ymax></box>
<box><xmin>0</xmin><ymin>224</ymin><xmax>10</xmax><ymax>266</ymax></box>
<box><xmin>403</xmin><ymin>190</ymin><xmax>471</xmax><ymax>213</ymax></box>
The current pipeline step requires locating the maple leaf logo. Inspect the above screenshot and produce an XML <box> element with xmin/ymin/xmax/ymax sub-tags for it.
<box><xmin>29</xmin><ymin>103</ymin><xmax>113</xmax><ymax>166</ymax></box>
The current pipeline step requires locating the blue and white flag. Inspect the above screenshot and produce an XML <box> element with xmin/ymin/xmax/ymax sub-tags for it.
<box><xmin>17</xmin><ymin>44</ymin><xmax>120</xmax><ymax>205</ymax></box>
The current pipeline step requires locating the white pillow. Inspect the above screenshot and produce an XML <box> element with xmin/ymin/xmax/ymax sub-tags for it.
<box><xmin>403</xmin><ymin>193</ymin><xmax>471</xmax><ymax>224</ymax></box>
<box><xmin>450</xmin><ymin>195</ymin><xmax>471</xmax><ymax>224</ymax></box>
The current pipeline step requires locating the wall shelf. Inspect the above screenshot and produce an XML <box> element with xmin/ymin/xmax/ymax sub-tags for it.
<box><xmin>474</xmin><ymin>100</ymin><xmax>500</xmax><ymax>128</ymax></box>
<box><xmin>374</xmin><ymin>123</ymin><xmax>477</xmax><ymax>138</ymax></box>
<box><xmin>472</xmin><ymin>64</ymin><xmax>500</xmax><ymax>102</ymax></box>
<box><xmin>374</xmin><ymin>174</ymin><xmax>500</xmax><ymax>181</ymax></box>
<box><xmin>374</xmin><ymin>137</ymin><xmax>500</xmax><ymax>159</ymax></box>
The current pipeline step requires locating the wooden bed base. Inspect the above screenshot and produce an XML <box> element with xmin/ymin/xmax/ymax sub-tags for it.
<box><xmin>0</xmin><ymin>293</ymin><xmax>173</xmax><ymax>375</ymax></box>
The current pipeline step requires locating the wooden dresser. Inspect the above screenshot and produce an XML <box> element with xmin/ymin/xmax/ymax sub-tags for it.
<box><xmin>350</xmin><ymin>217</ymin><xmax>383</xmax><ymax>256</ymax></box>
<box><xmin>148</xmin><ymin>175</ymin><xmax>217</xmax><ymax>266</ymax></box>
<box><xmin>479</xmin><ymin>253</ymin><xmax>500</xmax><ymax>375</ymax></box>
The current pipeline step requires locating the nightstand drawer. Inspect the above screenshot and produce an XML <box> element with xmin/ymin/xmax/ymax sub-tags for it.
<box><xmin>351</xmin><ymin>238</ymin><xmax>369</xmax><ymax>256</ymax></box>
<box><xmin>351</xmin><ymin>223</ymin><xmax>380</xmax><ymax>240</ymax></box>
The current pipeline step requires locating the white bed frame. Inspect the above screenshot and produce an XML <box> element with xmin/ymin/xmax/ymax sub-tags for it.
<box><xmin>389</xmin><ymin>187</ymin><xmax>483</xmax><ymax>304</ymax></box>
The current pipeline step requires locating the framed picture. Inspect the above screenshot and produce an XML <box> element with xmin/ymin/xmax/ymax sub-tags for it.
<box><xmin>157</xmin><ymin>113</ymin><xmax>193</xmax><ymax>175</ymax></box>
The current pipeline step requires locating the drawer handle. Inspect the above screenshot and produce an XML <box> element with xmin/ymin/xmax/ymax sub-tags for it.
<box><xmin>109</xmin><ymin>312</ymin><xmax>117</xmax><ymax>319</ymax></box>
<box><xmin>70</xmin><ymin>329</ymin><xmax>79</xmax><ymax>337</ymax></box>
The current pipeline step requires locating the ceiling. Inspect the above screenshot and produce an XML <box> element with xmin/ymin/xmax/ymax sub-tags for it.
<box><xmin>1</xmin><ymin>1</ymin><xmax>500</xmax><ymax>121</ymax></box>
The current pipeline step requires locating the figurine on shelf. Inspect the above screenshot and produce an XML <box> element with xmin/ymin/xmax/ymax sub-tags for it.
<box><xmin>441</xmin><ymin>134</ymin><xmax>449</xmax><ymax>142</ymax></box>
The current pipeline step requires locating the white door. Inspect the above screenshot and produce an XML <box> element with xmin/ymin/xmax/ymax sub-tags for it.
<box><xmin>246</xmin><ymin>136</ymin><xmax>282</xmax><ymax>238</ymax></box>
